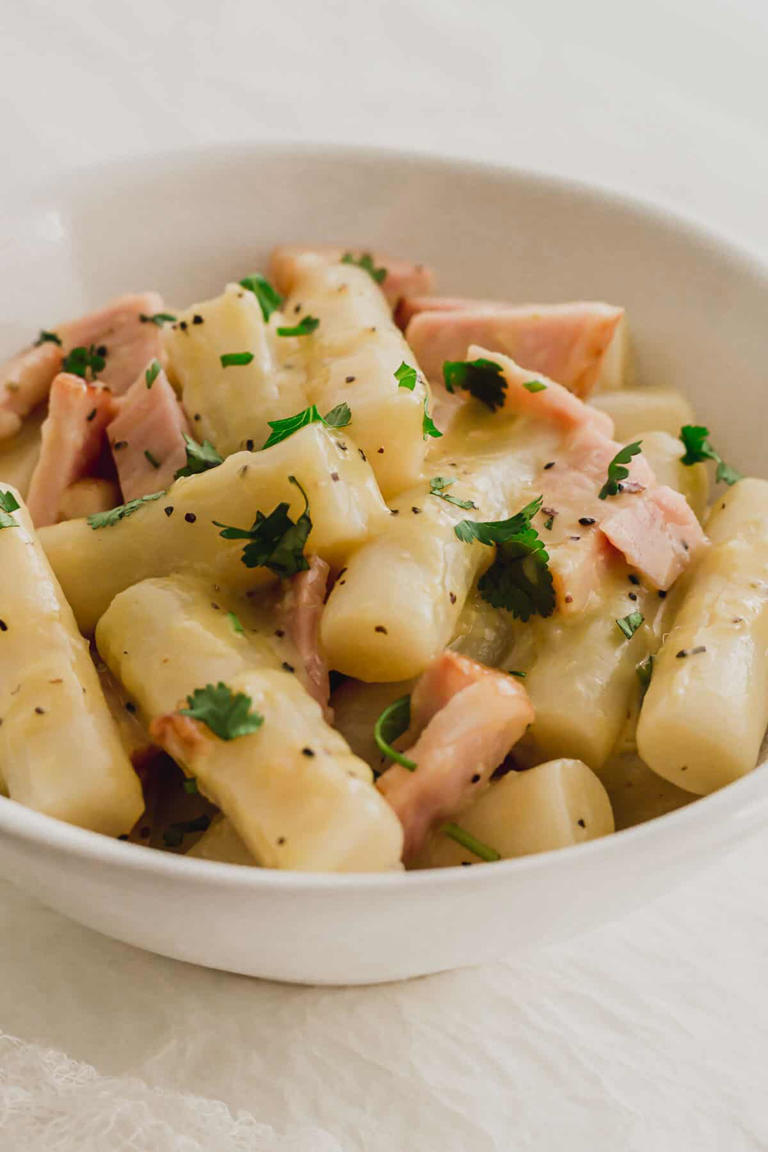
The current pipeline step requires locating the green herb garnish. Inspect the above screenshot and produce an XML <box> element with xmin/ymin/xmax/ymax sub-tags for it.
<box><xmin>443</xmin><ymin>358</ymin><xmax>506</xmax><ymax>411</ymax></box>
<box><xmin>34</xmin><ymin>330</ymin><xmax>62</xmax><ymax>346</ymax></box>
<box><xmin>679</xmin><ymin>424</ymin><xmax>742</xmax><ymax>486</ymax></box>
<box><xmin>522</xmin><ymin>379</ymin><xmax>547</xmax><ymax>393</ymax></box>
<box><xmin>0</xmin><ymin>488</ymin><xmax>20</xmax><ymax>530</ymax></box>
<box><xmin>428</xmin><ymin>476</ymin><xmax>477</xmax><ymax>510</ymax></box>
<box><xmin>616</xmin><ymin>611</ymin><xmax>644</xmax><ymax>640</ymax></box>
<box><xmin>394</xmin><ymin>361</ymin><xmax>418</xmax><ymax>391</ymax></box>
<box><xmin>227</xmin><ymin>610</ymin><xmax>244</xmax><ymax>635</ymax></box>
<box><xmin>162</xmin><ymin>813</ymin><xmax>210</xmax><ymax>848</ymax></box>
<box><xmin>182</xmin><ymin>778</ymin><xmax>199</xmax><ymax>795</ymax></box>
<box><xmin>220</xmin><ymin>352</ymin><xmax>255</xmax><ymax>367</ymax></box>
<box><xmin>87</xmin><ymin>491</ymin><xmax>164</xmax><ymax>528</ymax></box>
<box><xmin>598</xmin><ymin>440</ymin><xmax>643</xmax><ymax>500</ymax></box>
<box><xmin>422</xmin><ymin>397</ymin><xmax>442</xmax><ymax>440</ymax></box>
<box><xmin>276</xmin><ymin>316</ymin><xmax>320</xmax><ymax>338</ymax></box>
<box><xmin>181</xmin><ymin>682</ymin><xmax>264</xmax><ymax>742</ymax></box>
<box><xmin>139</xmin><ymin>312</ymin><xmax>177</xmax><ymax>326</ymax></box>
<box><xmin>239</xmin><ymin>274</ymin><xmax>283</xmax><ymax>321</ymax></box>
<box><xmin>441</xmin><ymin>822</ymin><xmax>501</xmax><ymax>862</ymax></box>
<box><xmin>262</xmin><ymin>402</ymin><xmax>351</xmax><ymax>449</ymax></box>
<box><xmin>373</xmin><ymin>695</ymin><xmax>416</xmax><ymax>772</ymax></box>
<box><xmin>507</xmin><ymin>670</ymin><xmax>527</xmax><ymax>678</ymax></box>
<box><xmin>145</xmin><ymin>359</ymin><xmax>161</xmax><ymax>388</ymax></box>
<box><xmin>174</xmin><ymin>434</ymin><xmax>223</xmax><ymax>479</ymax></box>
<box><xmin>215</xmin><ymin>474</ymin><xmax>311</xmax><ymax>576</ymax></box>
<box><xmin>454</xmin><ymin>496</ymin><xmax>555</xmax><ymax>620</ymax></box>
<box><xmin>340</xmin><ymin>251</ymin><xmax>387</xmax><ymax>284</ymax></box>
<box><xmin>144</xmin><ymin>448</ymin><xmax>161</xmax><ymax>469</ymax></box>
<box><xmin>62</xmin><ymin>344</ymin><xmax>106</xmax><ymax>381</ymax></box>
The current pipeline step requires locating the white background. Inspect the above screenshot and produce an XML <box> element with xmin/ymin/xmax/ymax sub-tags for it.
<box><xmin>2</xmin><ymin>1</ymin><xmax>768</xmax><ymax>1148</ymax></box>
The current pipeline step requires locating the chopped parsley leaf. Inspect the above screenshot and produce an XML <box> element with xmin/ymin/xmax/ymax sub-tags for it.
<box><xmin>373</xmin><ymin>695</ymin><xmax>416</xmax><ymax>772</ymax></box>
<box><xmin>276</xmin><ymin>316</ymin><xmax>320</xmax><ymax>337</ymax></box>
<box><xmin>441</xmin><ymin>822</ymin><xmax>500</xmax><ymax>862</ymax></box>
<box><xmin>144</xmin><ymin>448</ymin><xmax>161</xmax><ymax>469</ymax></box>
<box><xmin>394</xmin><ymin>361</ymin><xmax>418</xmax><ymax>391</ymax></box>
<box><xmin>507</xmin><ymin>669</ymin><xmax>527</xmax><ymax>678</ymax></box>
<box><xmin>0</xmin><ymin>488</ymin><xmax>20</xmax><ymax>530</ymax></box>
<box><xmin>262</xmin><ymin>402</ymin><xmax>351</xmax><ymax>449</ymax></box>
<box><xmin>239</xmin><ymin>273</ymin><xmax>283</xmax><ymax>321</ymax></box>
<box><xmin>340</xmin><ymin>251</ymin><xmax>387</xmax><ymax>284</ymax></box>
<box><xmin>422</xmin><ymin>397</ymin><xmax>442</xmax><ymax>440</ymax></box>
<box><xmin>62</xmin><ymin>344</ymin><xmax>106</xmax><ymax>381</ymax></box>
<box><xmin>227</xmin><ymin>610</ymin><xmax>244</xmax><ymax>635</ymax></box>
<box><xmin>181</xmin><ymin>682</ymin><xmax>263</xmax><ymax>741</ymax></box>
<box><xmin>454</xmin><ymin>496</ymin><xmax>555</xmax><ymax>620</ymax></box>
<box><xmin>220</xmin><ymin>351</ymin><xmax>255</xmax><ymax>367</ymax></box>
<box><xmin>87</xmin><ymin>490</ymin><xmax>164</xmax><ymax>528</ymax></box>
<box><xmin>616</xmin><ymin>611</ymin><xmax>644</xmax><ymax>640</ymax></box>
<box><xmin>429</xmin><ymin>476</ymin><xmax>477</xmax><ymax>510</ymax></box>
<box><xmin>679</xmin><ymin>424</ymin><xmax>742</xmax><ymax>486</ymax></box>
<box><xmin>598</xmin><ymin>440</ymin><xmax>643</xmax><ymax>500</ymax></box>
<box><xmin>163</xmin><ymin>813</ymin><xmax>210</xmax><ymax>847</ymax></box>
<box><xmin>443</xmin><ymin>358</ymin><xmax>506</xmax><ymax>411</ymax></box>
<box><xmin>174</xmin><ymin>434</ymin><xmax>223</xmax><ymax>479</ymax></box>
<box><xmin>145</xmin><ymin>359</ymin><xmax>161</xmax><ymax>388</ymax></box>
<box><xmin>139</xmin><ymin>312</ymin><xmax>177</xmax><ymax>326</ymax></box>
<box><xmin>522</xmin><ymin>379</ymin><xmax>547</xmax><ymax>393</ymax></box>
<box><xmin>34</xmin><ymin>330</ymin><xmax>62</xmax><ymax>347</ymax></box>
<box><xmin>215</xmin><ymin>474</ymin><xmax>311</xmax><ymax>576</ymax></box>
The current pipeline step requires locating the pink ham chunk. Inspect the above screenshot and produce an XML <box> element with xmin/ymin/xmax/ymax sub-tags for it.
<box><xmin>0</xmin><ymin>292</ymin><xmax>164</xmax><ymax>440</ymax></box>
<box><xmin>377</xmin><ymin>653</ymin><xmax>534</xmax><ymax>860</ymax></box>
<box><xmin>407</xmin><ymin>303</ymin><xmax>624</xmax><ymax>397</ymax></box>
<box><xmin>600</xmin><ymin>485</ymin><xmax>708</xmax><ymax>590</ymax></box>
<box><xmin>269</xmin><ymin>245</ymin><xmax>433</xmax><ymax>309</ymax></box>
<box><xmin>26</xmin><ymin>373</ymin><xmax>117</xmax><ymax>527</ymax></box>
<box><xmin>279</xmin><ymin>555</ymin><xmax>333</xmax><ymax>721</ymax></box>
<box><xmin>479</xmin><ymin>349</ymin><xmax>706</xmax><ymax>599</ymax></box>
<box><xmin>107</xmin><ymin>365</ymin><xmax>189</xmax><ymax>501</ymax></box>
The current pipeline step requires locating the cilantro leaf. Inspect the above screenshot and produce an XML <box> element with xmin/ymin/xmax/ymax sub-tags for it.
<box><xmin>277</xmin><ymin>316</ymin><xmax>320</xmax><ymax>337</ymax></box>
<box><xmin>34</xmin><ymin>330</ymin><xmax>62</xmax><ymax>346</ymax></box>
<box><xmin>262</xmin><ymin>402</ymin><xmax>351</xmax><ymax>449</ymax></box>
<box><xmin>0</xmin><ymin>488</ymin><xmax>20</xmax><ymax>530</ymax></box>
<box><xmin>139</xmin><ymin>312</ymin><xmax>177</xmax><ymax>326</ymax></box>
<box><xmin>454</xmin><ymin>496</ymin><xmax>555</xmax><ymax>621</ymax></box>
<box><xmin>215</xmin><ymin>474</ymin><xmax>311</xmax><ymax>576</ymax></box>
<box><xmin>422</xmin><ymin>397</ymin><xmax>442</xmax><ymax>440</ymax></box>
<box><xmin>679</xmin><ymin>424</ymin><xmax>742</xmax><ymax>487</ymax></box>
<box><xmin>239</xmin><ymin>273</ymin><xmax>283</xmax><ymax>321</ymax></box>
<box><xmin>220</xmin><ymin>352</ymin><xmax>254</xmax><ymax>367</ymax></box>
<box><xmin>174</xmin><ymin>434</ymin><xmax>223</xmax><ymax>479</ymax></box>
<box><xmin>62</xmin><ymin>344</ymin><xmax>106</xmax><ymax>381</ymax></box>
<box><xmin>598</xmin><ymin>440</ymin><xmax>643</xmax><ymax>500</ymax></box>
<box><xmin>145</xmin><ymin>359</ymin><xmax>161</xmax><ymax>388</ymax></box>
<box><xmin>87</xmin><ymin>490</ymin><xmax>164</xmax><ymax>529</ymax></box>
<box><xmin>180</xmin><ymin>682</ymin><xmax>263</xmax><ymax>741</ymax></box>
<box><xmin>522</xmin><ymin>379</ymin><xmax>547</xmax><ymax>393</ymax></box>
<box><xmin>616</xmin><ymin>611</ymin><xmax>644</xmax><ymax>639</ymax></box>
<box><xmin>373</xmin><ymin>695</ymin><xmax>416</xmax><ymax>772</ymax></box>
<box><xmin>340</xmin><ymin>251</ymin><xmax>387</xmax><ymax>285</ymax></box>
<box><xmin>441</xmin><ymin>822</ymin><xmax>501</xmax><ymax>862</ymax></box>
<box><xmin>429</xmin><ymin>476</ymin><xmax>477</xmax><ymax>510</ymax></box>
<box><xmin>443</xmin><ymin>358</ymin><xmax>506</xmax><ymax>411</ymax></box>
<box><xmin>394</xmin><ymin>361</ymin><xmax>418</xmax><ymax>391</ymax></box>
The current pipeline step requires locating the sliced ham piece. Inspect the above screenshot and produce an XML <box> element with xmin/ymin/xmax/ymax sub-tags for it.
<box><xmin>377</xmin><ymin>652</ymin><xmax>534</xmax><ymax>860</ymax></box>
<box><xmin>26</xmin><ymin>373</ymin><xmax>117</xmax><ymax>527</ymax></box>
<box><xmin>0</xmin><ymin>292</ymin><xmax>164</xmax><ymax>440</ymax></box>
<box><xmin>279</xmin><ymin>555</ymin><xmax>333</xmax><ymax>720</ymax></box>
<box><xmin>269</xmin><ymin>245</ymin><xmax>433</xmax><ymax>310</ymax></box>
<box><xmin>107</xmin><ymin>364</ymin><xmax>189</xmax><ymax>501</ymax></box>
<box><xmin>406</xmin><ymin>302</ymin><xmax>624</xmax><ymax>397</ymax></box>
<box><xmin>477</xmin><ymin>349</ymin><xmax>707</xmax><ymax>600</ymax></box>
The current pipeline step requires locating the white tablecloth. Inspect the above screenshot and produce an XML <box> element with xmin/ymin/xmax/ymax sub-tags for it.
<box><xmin>2</xmin><ymin>1</ymin><xmax>768</xmax><ymax>1148</ymax></box>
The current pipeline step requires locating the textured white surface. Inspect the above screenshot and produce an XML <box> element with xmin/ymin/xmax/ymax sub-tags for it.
<box><xmin>2</xmin><ymin>0</ymin><xmax>768</xmax><ymax>1147</ymax></box>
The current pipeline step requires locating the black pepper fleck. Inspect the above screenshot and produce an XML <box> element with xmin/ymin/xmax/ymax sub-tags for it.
<box><xmin>628</xmin><ymin>592</ymin><xmax>638</xmax><ymax>601</ymax></box>
<box><xmin>274</xmin><ymin>628</ymin><xmax>285</xmax><ymax>638</ymax></box>
<box><xmin>449</xmin><ymin>592</ymin><xmax>457</xmax><ymax>604</ymax></box>
<box><xmin>245</xmin><ymin>439</ymin><xmax>254</xmax><ymax>451</ymax></box>
<box><xmin>578</xmin><ymin>517</ymin><xmax>596</xmax><ymax>526</ymax></box>
<box><xmin>192</xmin><ymin>314</ymin><xmax>204</xmax><ymax>325</ymax></box>
<box><xmin>374</xmin><ymin>625</ymin><xmax>388</xmax><ymax>634</ymax></box>
<box><xmin>282</xmin><ymin>661</ymin><xmax>295</xmax><ymax>673</ymax></box>
<box><xmin>411</xmin><ymin>506</ymin><xmax>422</xmax><ymax>515</ymax></box>
<box><xmin>301</xmin><ymin>747</ymin><xmax>315</xmax><ymax>757</ymax></box>
<box><xmin>544</xmin><ymin>461</ymin><xmax>555</xmax><ymax>470</ymax></box>
<box><xmin>471</xmin><ymin>773</ymin><xmax>481</xmax><ymax>783</ymax></box>
<box><xmin>577</xmin><ymin>818</ymin><xmax>586</xmax><ymax>828</ymax></box>
<box><xmin>125</xmin><ymin>701</ymin><xmax>136</xmax><ymax>713</ymax></box>
<box><xmin>0</xmin><ymin>621</ymin><xmax>6</xmax><ymax>632</ymax></box>
<box><xmin>628</xmin><ymin>574</ymin><xmax>640</xmax><ymax>585</ymax></box>
<box><xmin>184</xmin><ymin>512</ymin><xmax>197</xmax><ymax>523</ymax></box>
<box><xmin>164</xmin><ymin>506</ymin><xmax>174</xmax><ymax>517</ymax></box>
<box><xmin>330</xmin><ymin>471</ymin><xmax>340</xmax><ymax>482</ymax></box>
<box><xmin>345</xmin><ymin>375</ymin><xmax>356</xmax><ymax>383</ymax></box>
<box><xmin>85</xmin><ymin>408</ymin><xmax>97</xmax><ymax>422</ymax></box>
<box><xmin>34</xmin><ymin>706</ymin><xmax>45</xmax><ymax>715</ymax></box>
<box><xmin>658</xmin><ymin>590</ymin><xmax>667</xmax><ymax>599</ymax></box>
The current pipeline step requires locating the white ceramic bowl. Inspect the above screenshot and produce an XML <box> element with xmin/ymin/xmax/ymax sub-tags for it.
<box><xmin>0</xmin><ymin>144</ymin><xmax>766</xmax><ymax>985</ymax></box>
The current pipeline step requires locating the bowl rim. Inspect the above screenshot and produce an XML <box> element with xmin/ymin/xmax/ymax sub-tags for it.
<box><xmin>2</xmin><ymin>139</ymin><xmax>767</xmax><ymax>893</ymax></box>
